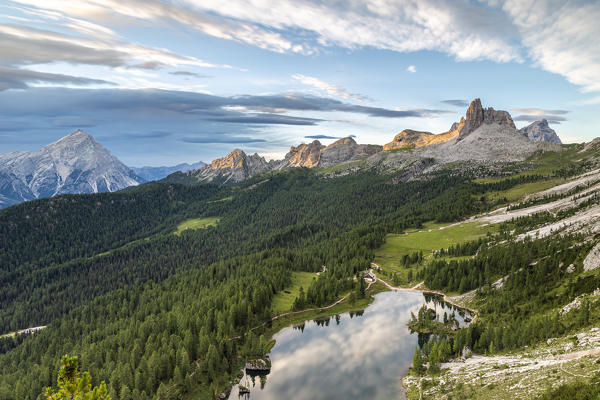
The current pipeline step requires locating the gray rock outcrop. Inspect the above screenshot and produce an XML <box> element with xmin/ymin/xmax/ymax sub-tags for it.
<box><xmin>453</xmin><ymin>98</ymin><xmax>516</xmax><ymax>138</ymax></box>
<box><xmin>584</xmin><ymin>242</ymin><xmax>600</xmax><ymax>272</ymax></box>
<box><xmin>518</xmin><ymin>119</ymin><xmax>562</xmax><ymax>144</ymax></box>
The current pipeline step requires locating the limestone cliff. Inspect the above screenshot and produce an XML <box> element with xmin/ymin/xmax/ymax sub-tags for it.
<box><xmin>383</xmin><ymin>129</ymin><xmax>458</xmax><ymax>150</ymax></box>
<box><xmin>191</xmin><ymin>149</ymin><xmax>272</xmax><ymax>183</ymax></box>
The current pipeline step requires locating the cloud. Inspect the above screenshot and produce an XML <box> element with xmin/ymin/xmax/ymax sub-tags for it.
<box><xmin>0</xmin><ymin>66</ymin><xmax>113</xmax><ymax>90</ymax></box>
<box><xmin>513</xmin><ymin>115</ymin><xmax>566</xmax><ymax>124</ymax></box>
<box><xmin>0</xmin><ymin>24</ymin><xmax>229</xmax><ymax>71</ymax></box>
<box><xmin>510</xmin><ymin>108</ymin><xmax>569</xmax><ymax>116</ymax></box>
<box><xmin>304</xmin><ymin>134</ymin><xmax>356</xmax><ymax>140</ymax></box>
<box><xmin>292</xmin><ymin>74</ymin><xmax>370</xmax><ymax>102</ymax></box>
<box><xmin>511</xmin><ymin>106</ymin><xmax>569</xmax><ymax>125</ymax></box>
<box><xmin>189</xmin><ymin>0</ymin><xmax>521</xmax><ymax>62</ymax></box>
<box><xmin>181</xmin><ymin>135</ymin><xmax>267</xmax><ymax>144</ymax></box>
<box><xmin>498</xmin><ymin>0</ymin><xmax>600</xmax><ymax>93</ymax></box>
<box><xmin>0</xmin><ymin>88</ymin><xmax>454</xmax><ymax>124</ymax></box>
<box><xmin>9</xmin><ymin>0</ymin><xmax>309</xmax><ymax>55</ymax></box>
<box><xmin>406</xmin><ymin>65</ymin><xmax>417</xmax><ymax>73</ymax></box>
<box><xmin>208</xmin><ymin>113</ymin><xmax>322</xmax><ymax>125</ymax></box>
<box><xmin>441</xmin><ymin>99</ymin><xmax>468</xmax><ymax>107</ymax></box>
<box><xmin>8</xmin><ymin>0</ymin><xmax>600</xmax><ymax>98</ymax></box>
<box><xmin>169</xmin><ymin>71</ymin><xmax>211</xmax><ymax>78</ymax></box>
<box><xmin>124</xmin><ymin>131</ymin><xmax>172</xmax><ymax>139</ymax></box>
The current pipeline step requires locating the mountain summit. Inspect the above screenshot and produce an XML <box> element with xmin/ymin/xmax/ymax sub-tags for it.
<box><xmin>453</xmin><ymin>98</ymin><xmax>515</xmax><ymax>137</ymax></box>
<box><xmin>518</xmin><ymin>119</ymin><xmax>562</xmax><ymax>144</ymax></box>
<box><xmin>0</xmin><ymin>130</ymin><xmax>143</xmax><ymax>208</ymax></box>
<box><xmin>183</xmin><ymin>136</ymin><xmax>382</xmax><ymax>183</ymax></box>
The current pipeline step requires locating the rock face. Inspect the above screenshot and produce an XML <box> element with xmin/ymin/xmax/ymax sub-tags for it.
<box><xmin>191</xmin><ymin>149</ymin><xmax>272</xmax><ymax>183</ymax></box>
<box><xmin>282</xmin><ymin>140</ymin><xmax>325</xmax><ymax>168</ymax></box>
<box><xmin>452</xmin><ymin>98</ymin><xmax>516</xmax><ymax>138</ymax></box>
<box><xmin>131</xmin><ymin>161</ymin><xmax>205</xmax><ymax>181</ymax></box>
<box><xmin>174</xmin><ymin>98</ymin><xmax>567</xmax><ymax>185</ymax></box>
<box><xmin>383</xmin><ymin>129</ymin><xmax>458</xmax><ymax>150</ymax></box>
<box><xmin>584</xmin><ymin>242</ymin><xmax>600</xmax><ymax>272</ymax></box>
<box><xmin>518</xmin><ymin>119</ymin><xmax>562</xmax><ymax>144</ymax></box>
<box><xmin>0</xmin><ymin>130</ymin><xmax>143</xmax><ymax>208</ymax></box>
<box><xmin>187</xmin><ymin>137</ymin><xmax>381</xmax><ymax>183</ymax></box>
<box><xmin>319</xmin><ymin>137</ymin><xmax>382</xmax><ymax>167</ymax></box>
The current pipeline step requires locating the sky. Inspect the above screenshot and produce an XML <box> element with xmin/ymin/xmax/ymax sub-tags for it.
<box><xmin>0</xmin><ymin>0</ymin><xmax>599</xmax><ymax>166</ymax></box>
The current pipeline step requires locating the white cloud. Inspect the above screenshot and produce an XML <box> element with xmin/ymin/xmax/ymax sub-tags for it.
<box><xmin>407</xmin><ymin>65</ymin><xmax>417</xmax><ymax>73</ymax></box>
<box><xmin>498</xmin><ymin>0</ymin><xmax>600</xmax><ymax>93</ymax></box>
<box><xmin>292</xmin><ymin>74</ymin><xmax>370</xmax><ymax>102</ymax></box>
<box><xmin>6</xmin><ymin>0</ymin><xmax>600</xmax><ymax>97</ymax></box>
<box><xmin>510</xmin><ymin>108</ymin><xmax>569</xmax><ymax>116</ymax></box>
<box><xmin>190</xmin><ymin>0</ymin><xmax>521</xmax><ymax>62</ymax></box>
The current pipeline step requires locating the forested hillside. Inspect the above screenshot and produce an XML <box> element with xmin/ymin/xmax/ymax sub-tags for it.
<box><xmin>1</xmin><ymin>148</ymin><xmax>598</xmax><ymax>400</ymax></box>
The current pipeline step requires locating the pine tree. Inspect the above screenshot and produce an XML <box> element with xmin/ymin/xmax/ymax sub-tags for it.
<box><xmin>412</xmin><ymin>348</ymin><xmax>423</xmax><ymax>375</ymax></box>
<box><xmin>44</xmin><ymin>355</ymin><xmax>111</xmax><ymax>400</ymax></box>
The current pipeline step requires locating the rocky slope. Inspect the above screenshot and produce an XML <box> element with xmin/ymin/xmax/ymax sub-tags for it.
<box><xmin>518</xmin><ymin>119</ymin><xmax>562</xmax><ymax>144</ymax></box>
<box><xmin>0</xmin><ymin>130</ymin><xmax>143</xmax><ymax>208</ymax></box>
<box><xmin>383</xmin><ymin>129</ymin><xmax>458</xmax><ymax>150</ymax></box>
<box><xmin>174</xmin><ymin>98</ymin><xmax>566</xmax><ymax>184</ymax></box>
<box><xmin>131</xmin><ymin>161</ymin><xmax>205</xmax><ymax>181</ymax></box>
<box><xmin>186</xmin><ymin>149</ymin><xmax>273</xmax><ymax>183</ymax></box>
<box><xmin>383</xmin><ymin>98</ymin><xmax>523</xmax><ymax>152</ymax></box>
<box><xmin>186</xmin><ymin>137</ymin><xmax>380</xmax><ymax>183</ymax></box>
<box><xmin>415</xmin><ymin>98</ymin><xmax>559</xmax><ymax>163</ymax></box>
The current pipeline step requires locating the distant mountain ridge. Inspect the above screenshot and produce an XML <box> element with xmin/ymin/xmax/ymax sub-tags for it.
<box><xmin>182</xmin><ymin>137</ymin><xmax>382</xmax><ymax>183</ymax></box>
<box><xmin>131</xmin><ymin>162</ymin><xmax>205</xmax><ymax>181</ymax></box>
<box><xmin>0</xmin><ymin>130</ymin><xmax>143</xmax><ymax>208</ymax></box>
<box><xmin>177</xmin><ymin>98</ymin><xmax>563</xmax><ymax>184</ymax></box>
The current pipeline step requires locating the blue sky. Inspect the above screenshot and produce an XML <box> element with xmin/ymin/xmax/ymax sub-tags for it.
<box><xmin>0</xmin><ymin>0</ymin><xmax>599</xmax><ymax>166</ymax></box>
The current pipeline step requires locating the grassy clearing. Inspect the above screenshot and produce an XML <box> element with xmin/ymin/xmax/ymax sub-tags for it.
<box><xmin>271</xmin><ymin>271</ymin><xmax>318</xmax><ymax>314</ymax></box>
<box><xmin>374</xmin><ymin>221</ymin><xmax>491</xmax><ymax>285</ymax></box>
<box><xmin>208</xmin><ymin>196</ymin><xmax>233</xmax><ymax>203</ymax></box>
<box><xmin>174</xmin><ymin>217</ymin><xmax>220</xmax><ymax>235</ymax></box>
<box><xmin>484</xmin><ymin>178</ymin><xmax>566</xmax><ymax>203</ymax></box>
<box><xmin>474</xmin><ymin>146</ymin><xmax>584</xmax><ymax>187</ymax></box>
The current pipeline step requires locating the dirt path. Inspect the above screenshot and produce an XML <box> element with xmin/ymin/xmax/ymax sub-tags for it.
<box><xmin>229</xmin><ymin>280</ymin><xmax>374</xmax><ymax>341</ymax></box>
<box><xmin>370</xmin><ymin>263</ymin><xmax>477</xmax><ymax>319</ymax></box>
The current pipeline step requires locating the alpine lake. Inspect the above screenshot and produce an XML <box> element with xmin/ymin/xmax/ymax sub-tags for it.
<box><xmin>228</xmin><ymin>290</ymin><xmax>472</xmax><ymax>400</ymax></box>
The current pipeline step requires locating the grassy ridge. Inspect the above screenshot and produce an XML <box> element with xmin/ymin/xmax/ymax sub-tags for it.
<box><xmin>374</xmin><ymin>221</ymin><xmax>490</xmax><ymax>285</ymax></box>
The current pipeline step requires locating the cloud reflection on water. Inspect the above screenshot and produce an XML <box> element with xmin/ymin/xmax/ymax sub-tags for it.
<box><xmin>231</xmin><ymin>291</ymin><xmax>429</xmax><ymax>400</ymax></box>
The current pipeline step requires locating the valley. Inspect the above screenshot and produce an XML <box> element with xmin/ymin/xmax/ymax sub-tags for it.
<box><xmin>0</xmin><ymin>100</ymin><xmax>598</xmax><ymax>400</ymax></box>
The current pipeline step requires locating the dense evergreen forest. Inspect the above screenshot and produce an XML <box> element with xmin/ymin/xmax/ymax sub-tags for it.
<box><xmin>1</xmin><ymin>158</ymin><xmax>598</xmax><ymax>400</ymax></box>
<box><xmin>0</xmin><ymin>167</ymin><xmax>494</xmax><ymax>400</ymax></box>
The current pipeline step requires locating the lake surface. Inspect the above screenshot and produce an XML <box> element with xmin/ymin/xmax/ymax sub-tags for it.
<box><xmin>229</xmin><ymin>290</ymin><xmax>471</xmax><ymax>400</ymax></box>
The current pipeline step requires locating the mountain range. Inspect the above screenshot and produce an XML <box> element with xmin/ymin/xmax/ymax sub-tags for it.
<box><xmin>175</xmin><ymin>98</ymin><xmax>563</xmax><ymax>184</ymax></box>
<box><xmin>0</xmin><ymin>99</ymin><xmax>563</xmax><ymax>207</ymax></box>
<box><xmin>131</xmin><ymin>162</ymin><xmax>205</xmax><ymax>181</ymax></box>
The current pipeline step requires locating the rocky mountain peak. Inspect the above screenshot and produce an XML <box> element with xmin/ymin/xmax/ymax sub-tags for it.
<box><xmin>285</xmin><ymin>140</ymin><xmax>325</xmax><ymax>167</ymax></box>
<box><xmin>518</xmin><ymin>119</ymin><xmax>562</xmax><ymax>144</ymax></box>
<box><xmin>210</xmin><ymin>149</ymin><xmax>246</xmax><ymax>170</ymax></box>
<box><xmin>0</xmin><ymin>130</ymin><xmax>143</xmax><ymax>207</ymax></box>
<box><xmin>452</xmin><ymin>98</ymin><xmax>515</xmax><ymax>137</ymax></box>
<box><xmin>326</xmin><ymin>137</ymin><xmax>357</xmax><ymax>148</ymax></box>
